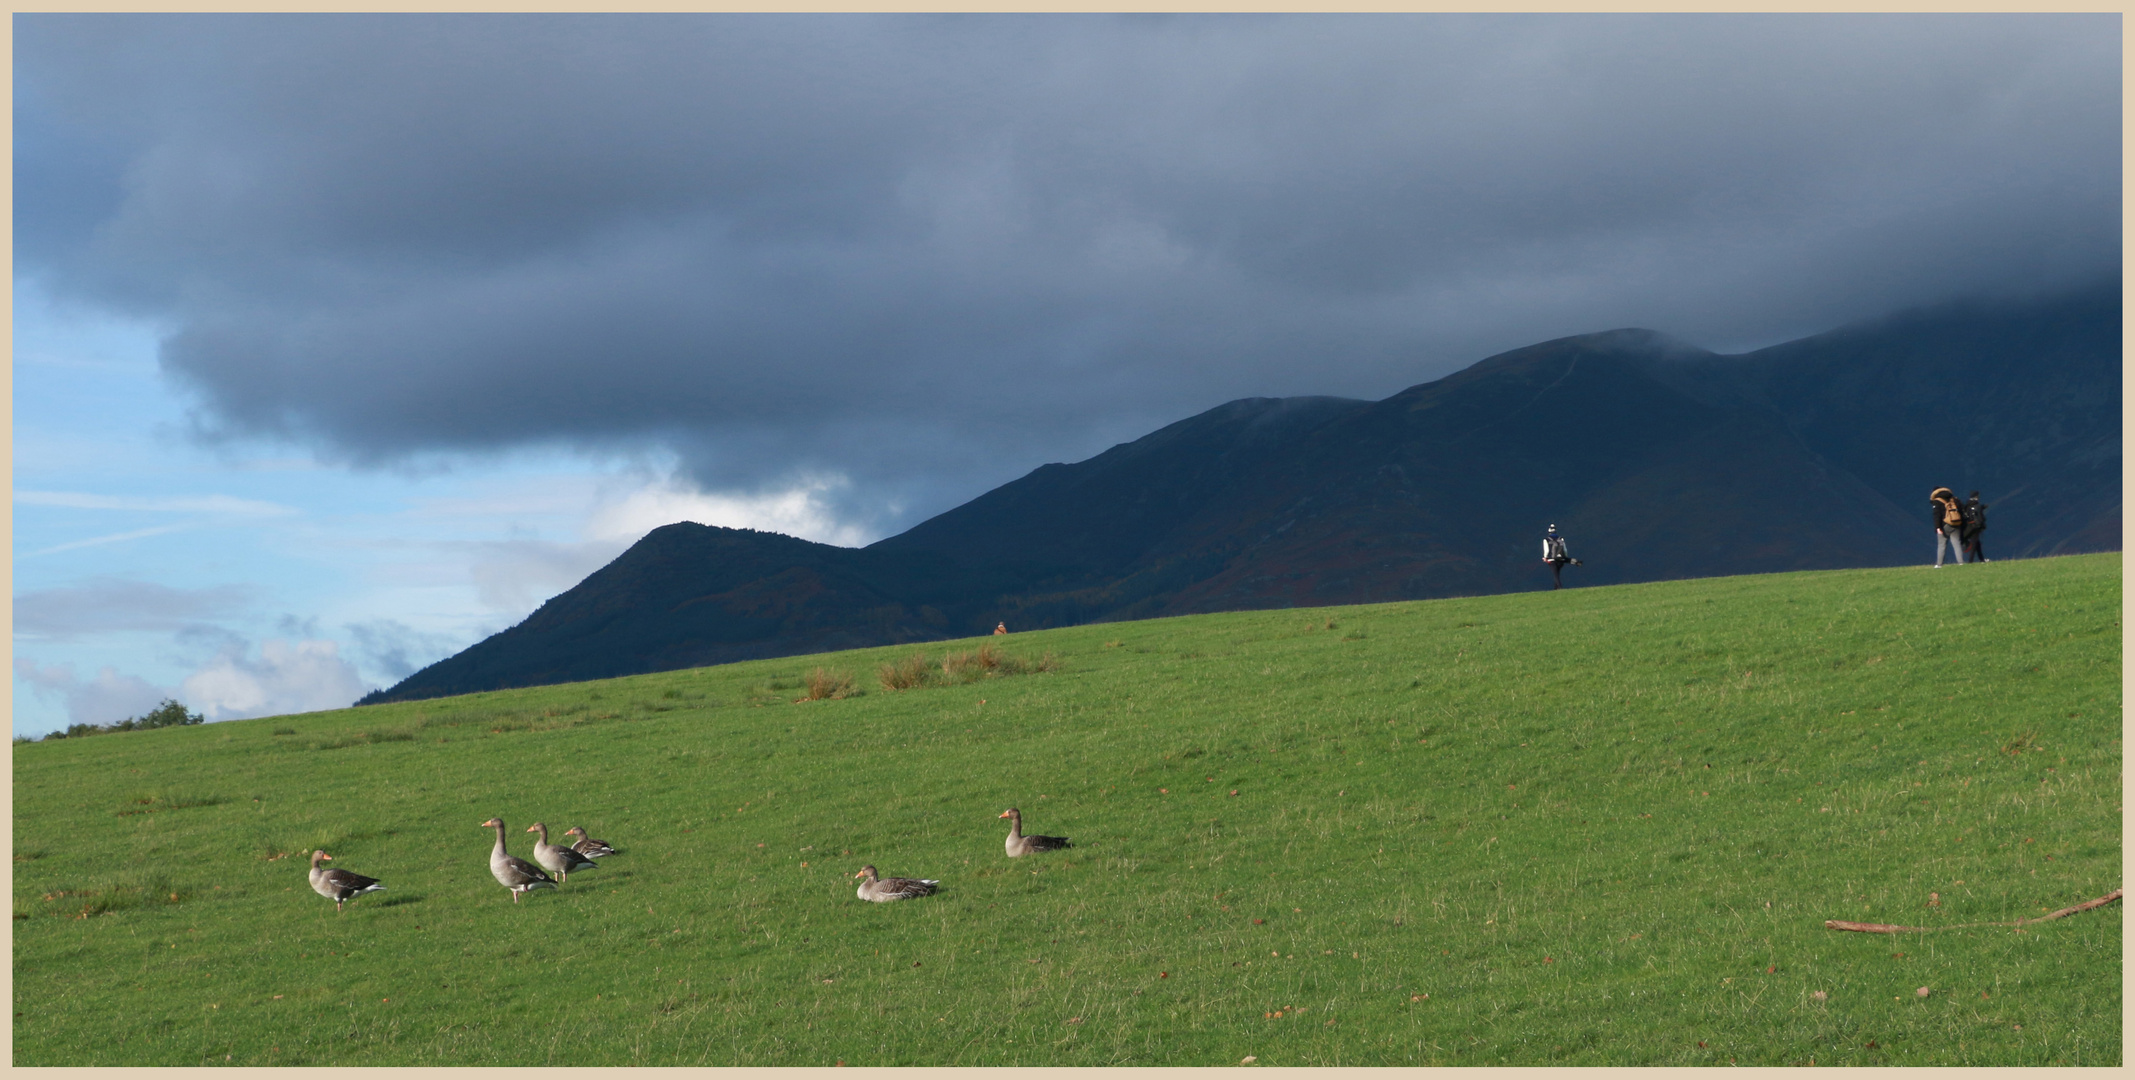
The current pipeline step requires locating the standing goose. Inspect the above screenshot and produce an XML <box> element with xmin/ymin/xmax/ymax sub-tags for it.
<box><xmin>308</xmin><ymin>850</ymin><xmax>386</xmax><ymax>912</ymax></box>
<box><xmin>527</xmin><ymin>822</ymin><xmax>599</xmax><ymax>884</ymax></box>
<box><xmin>854</xmin><ymin>865</ymin><xmax>939</xmax><ymax>902</ymax></box>
<box><xmin>481</xmin><ymin>818</ymin><xmax>557</xmax><ymax>902</ymax></box>
<box><xmin>563</xmin><ymin>826</ymin><xmax>616</xmax><ymax>859</ymax></box>
<box><xmin>999</xmin><ymin>808</ymin><xmax>1073</xmax><ymax>857</ymax></box>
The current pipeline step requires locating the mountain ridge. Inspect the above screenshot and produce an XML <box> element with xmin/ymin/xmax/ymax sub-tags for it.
<box><xmin>361</xmin><ymin>280</ymin><xmax>2119</xmax><ymax>704</ymax></box>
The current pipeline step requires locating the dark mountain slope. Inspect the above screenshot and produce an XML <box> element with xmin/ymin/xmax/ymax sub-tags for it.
<box><xmin>364</xmin><ymin>282</ymin><xmax>2117</xmax><ymax>704</ymax></box>
<box><xmin>875</xmin><ymin>394</ymin><xmax>1367</xmax><ymax>582</ymax></box>
<box><xmin>1737</xmin><ymin>282</ymin><xmax>2121</xmax><ymax>558</ymax></box>
<box><xmin>1092</xmin><ymin>329</ymin><xmax>1918</xmax><ymax>614</ymax></box>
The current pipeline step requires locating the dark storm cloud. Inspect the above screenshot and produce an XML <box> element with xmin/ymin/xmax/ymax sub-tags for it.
<box><xmin>16</xmin><ymin>14</ymin><xmax>2120</xmax><ymax>533</ymax></box>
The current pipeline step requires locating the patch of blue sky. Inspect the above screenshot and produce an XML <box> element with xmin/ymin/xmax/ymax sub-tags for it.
<box><xmin>13</xmin><ymin>277</ymin><xmax>877</xmax><ymax>737</ymax></box>
<box><xmin>11</xmin><ymin>280</ymin><xmax>637</xmax><ymax>735</ymax></box>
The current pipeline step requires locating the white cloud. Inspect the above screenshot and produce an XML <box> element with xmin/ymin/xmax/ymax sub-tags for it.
<box><xmin>585</xmin><ymin>473</ymin><xmax>873</xmax><ymax>547</ymax></box>
<box><xmin>179</xmin><ymin>638</ymin><xmax>370</xmax><ymax>721</ymax></box>
<box><xmin>13</xmin><ymin>657</ymin><xmax>171</xmax><ymax>728</ymax></box>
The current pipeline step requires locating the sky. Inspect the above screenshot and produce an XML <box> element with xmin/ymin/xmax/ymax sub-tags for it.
<box><xmin>12</xmin><ymin>14</ymin><xmax>2121</xmax><ymax>737</ymax></box>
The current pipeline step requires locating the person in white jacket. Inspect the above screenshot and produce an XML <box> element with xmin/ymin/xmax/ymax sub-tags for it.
<box><xmin>1542</xmin><ymin>524</ymin><xmax>1580</xmax><ymax>589</ymax></box>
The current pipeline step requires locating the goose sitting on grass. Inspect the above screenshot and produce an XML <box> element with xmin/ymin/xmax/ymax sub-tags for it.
<box><xmin>854</xmin><ymin>865</ymin><xmax>939</xmax><ymax>902</ymax></box>
<box><xmin>308</xmin><ymin>850</ymin><xmax>385</xmax><ymax>912</ymax></box>
<box><xmin>564</xmin><ymin>826</ymin><xmax>616</xmax><ymax>858</ymax></box>
<box><xmin>528</xmin><ymin>822</ymin><xmax>599</xmax><ymax>884</ymax></box>
<box><xmin>481</xmin><ymin>818</ymin><xmax>556</xmax><ymax>902</ymax></box>
<box><xmin>999</xmin><ymin>808</ymin><xmax>1073</xmax><ymax>857</ymax></box>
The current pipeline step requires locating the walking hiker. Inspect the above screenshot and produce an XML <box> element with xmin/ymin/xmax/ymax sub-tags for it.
<box><xmin>1930</xmin><ymin>487</ymin><xmax>1965</xmax><ymax>567</ymax></box>
<box><xmin>1542</xmin><ymin>524</ymin><xmax>1580</xmax><ymax>589</ymax></box>
<box><xmin>1960</xmin><ymin>491</ymin><xmax>1989</xmax><ymax>563</ymax></box>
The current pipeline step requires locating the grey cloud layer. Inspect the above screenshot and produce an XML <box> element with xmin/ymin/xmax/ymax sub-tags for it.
<box><xmin>17</xmin><ymin>14</ymin><xmax>2120</xmax><ymax>533</ymax></box>
<box><xmin>13</xmin><ymin>577</ymin><xmax>257</xmax><ymax>639</ymax></box>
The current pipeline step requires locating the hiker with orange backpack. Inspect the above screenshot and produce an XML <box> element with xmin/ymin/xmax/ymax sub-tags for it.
<box><xmin>1930</xmin><ymin>487</ymin><xmax>1966</xmax><ymax>567</ymax></box>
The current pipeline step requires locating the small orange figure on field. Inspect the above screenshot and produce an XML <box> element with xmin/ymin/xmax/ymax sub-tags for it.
<box><xmin>994</xmin><ymin>622</ymin><xmax>1008</xmax><ymax>635</ymax></box>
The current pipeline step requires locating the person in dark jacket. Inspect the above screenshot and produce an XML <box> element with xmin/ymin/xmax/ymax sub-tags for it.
<box><xmin>1930</xmin><ymin>487</ymin><xmax>1965</xmax><ymax>567</ymax></box>
<box><xmin>1542</xmin><ymin>524</ymin><xmax>1580</xmax><ymax>589</ymax></box>
<box><xmin>1960</xmin><ymin>491</ymin><xmax>1989</xmax><ymax>563</ymax></box>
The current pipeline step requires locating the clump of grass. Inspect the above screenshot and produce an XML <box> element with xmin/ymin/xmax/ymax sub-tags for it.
<box><xmin>33</xmin><ymin>873</ymin><xmax>187</xmax><ymax>918</ymax></box>
<box><xmin>941</xmin><ymin>644</ymin><xmax>1004</xmax><ymax>683</ymax></box>
<box><xmin>312</xmin><ymin>729</ymin><xmax>419</xmax><ymax>751</ymax></box>
<box><xmin>801</xmin><ymin>668</ymin><xmax>856</xmax><ymax>701</ymax></box>
<box><xmin>271</xmin><ymin>726</ymin><xmax>297</xmax><ymax>736</ymax></box>
<box><xmin>878</xmin><ymin>653</ymin><xmax>936</xmax><ymax>691</ymax></box>
<box><xmin>114</xmin><ymin>792</ymin><xmax>227</xmax><ymax>817</ymax></box>
<box><xmin>908</xmin><ymin>645</ymin><xmax>1062</xmax><ymax>687</ymax></box>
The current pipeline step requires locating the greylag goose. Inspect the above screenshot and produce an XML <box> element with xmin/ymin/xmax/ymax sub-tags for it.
<box><xmin>854</xmin><ymin>865</ymin><xmax>939</xmax><ymax>902</ymax></box>
<box><xmin>481</xmin><ymin>818</ymin><xmax>557</xmax><ymax>902</ymax></box>
<box><xmin>1000</xmin><ymin>808</ymin><xmax>1072</xmax><ymax>857</ymax></box>
<box><xmin>564</xmin><ymin>826</ymin><xmax>616</xmax><ymax>858</ymax></box>
<box><xmin>527</xmin><ymin>822</ymin><xmax>599</xmax><ymax>884</ymax></box>
<box><xmin>308</xmin><ymin>850</ymin><xmax>385</xmax><ymax>911</ymax></box>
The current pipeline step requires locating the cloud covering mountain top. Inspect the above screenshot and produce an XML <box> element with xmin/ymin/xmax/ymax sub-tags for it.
<box><xmin>16</xmin><ymin>14</ymin><xmax>2119</xmax><ymax>535</ymax></box>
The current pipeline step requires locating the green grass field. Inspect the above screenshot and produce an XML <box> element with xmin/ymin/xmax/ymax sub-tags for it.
<box><xmin>12</xmin><ymin>553</ymin><xmax>2120</xmax><ymax>1065</ymax></box>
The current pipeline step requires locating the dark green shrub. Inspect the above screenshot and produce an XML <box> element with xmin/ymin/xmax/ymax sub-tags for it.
<box><xmin>42</xmin><ymin>699</ymin><xmax>203</xmax><ymax>741</ymax></box>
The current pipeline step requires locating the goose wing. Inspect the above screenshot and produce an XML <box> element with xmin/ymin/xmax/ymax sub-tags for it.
<box><xmin>493</xmin><ymin>853</ymin><xmax>556</xmax><ymax>889</ymax></box>
<box><xmin>316</xmin><ymin>867</ymin><xmax>385</xmax><ymax>901</ymax></box>
<box><xmin>876</xmin><ymin>875</ymin><xmax>940</xmax><ymax>899</ymax></box>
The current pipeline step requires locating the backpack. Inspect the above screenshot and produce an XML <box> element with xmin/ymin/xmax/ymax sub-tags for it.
<box><xmin>1546</xmin><ymin>536</ymin><xmax>1567</xmax><ymax>561</ymax></box>
<box><xmin>1943</xmin><ymin>500</ymin><xmax>1964</xmax><ymax>528</ymax></box>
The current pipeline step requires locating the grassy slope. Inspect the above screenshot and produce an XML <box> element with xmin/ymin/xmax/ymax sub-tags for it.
<box><xmin>12</xmin><ymin>554</ymin><xmax>2120</xmax><ymax>1066</ymax></box>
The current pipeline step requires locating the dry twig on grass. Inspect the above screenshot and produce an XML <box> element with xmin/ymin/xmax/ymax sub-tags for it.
<box><xmin>1825</xmin><ymin>888</ymin><xmax>2121</xmax><ymax>934</ymax></box>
